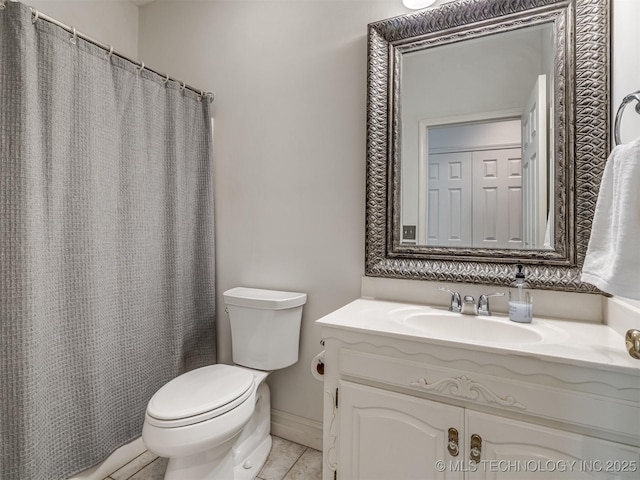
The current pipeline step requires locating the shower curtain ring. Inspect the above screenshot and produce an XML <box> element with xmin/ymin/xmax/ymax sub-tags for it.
<box><xmin>163</xmin><ymin>74</ymin><xmax>170</xmax><ymax>86</ymax></box>
<box><xmin>31</xmin><ymin>9</ymin><xmax>40</xmax><ymax>24</ymax></box>
<box><xmin>107</xmin><ymin>46</ymin><xmax>114</xmax><ymax>60</ymax></box>
<box><xmin>0</xmin><ymin>1</ymin><xmax>6</xmax><ymax>11</ymax></box>
<box><xmin>180</xmin><ymin>82</ymin><xmax>186</xmax><ymax>91</ymax></box>
<box><xmin>137</xmin><ymin>61</ymin><xmax>145</xmax><ymax>76</ymax></box>
<box><xmin>70</xmin><ymin>27</ymin><xmax>77</xmax><ymax>45</ymax></box>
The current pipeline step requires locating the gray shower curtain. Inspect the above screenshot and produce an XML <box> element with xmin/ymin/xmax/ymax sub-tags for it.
<box><xmin>0</xmin><ymin>3</ymin><xmax>216</xmax><ymax>479</ymax></box>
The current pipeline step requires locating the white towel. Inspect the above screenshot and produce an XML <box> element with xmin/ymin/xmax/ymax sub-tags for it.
<box><xmin>581</xmin><ymin>136</ymin><xmax>640</xmax><ymax>299</ymax></box>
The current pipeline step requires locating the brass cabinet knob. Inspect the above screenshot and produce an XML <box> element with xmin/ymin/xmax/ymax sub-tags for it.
<box><xmin>626</xmin><ymin>329</ymin><xmax>640</xmax><ymax>359</ymax></box>
<box><xmin>447</xmin><ymin>427</ymin><xmax>459</xmax><ymax>457</ymax></box>
<box><xmin>469</xmin><ymin>434</ymin><xmax>482</xmax><ymax>463</ymax></box>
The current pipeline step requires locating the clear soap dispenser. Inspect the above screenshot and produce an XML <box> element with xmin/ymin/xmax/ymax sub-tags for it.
<box><xmin>509</xmin><ymin>264</ymin><xmax>532</xmax><ymax>323</ymax></box>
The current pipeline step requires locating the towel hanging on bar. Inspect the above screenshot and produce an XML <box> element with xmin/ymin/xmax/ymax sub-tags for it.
<box><xmin>581</xmin><ymin>136</ymin><xmax>640</xmax><ymax>299</ymax></box>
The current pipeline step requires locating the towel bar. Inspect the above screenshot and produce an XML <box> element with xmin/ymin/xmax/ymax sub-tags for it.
<box><xmin>614</xmin><ymin>90</ymin><xmax>640</xmax><ymax>145</ymax></box>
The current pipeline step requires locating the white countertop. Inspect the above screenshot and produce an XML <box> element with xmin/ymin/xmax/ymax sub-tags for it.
<box><xmin>317</xmin><ymin>298</ymin><xmax>640</xmax><ymax>375</ymax></box>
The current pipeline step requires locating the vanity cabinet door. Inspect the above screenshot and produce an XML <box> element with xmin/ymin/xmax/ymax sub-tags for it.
<box><xmin>338</xmin><ymin>381</ymin><xmax>464</xmax><ymax>480</ymax></box>
<box><xmin>466</xmin><ymin>411</ymin><xmax>640</xmax><ymax>480</ymax></box>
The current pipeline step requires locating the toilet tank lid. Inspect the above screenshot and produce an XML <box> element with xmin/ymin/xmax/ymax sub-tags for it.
<box><xmin>223</xmin><ymin>287</ymin><xmax>307</xmax><ymax>310</ymax></box>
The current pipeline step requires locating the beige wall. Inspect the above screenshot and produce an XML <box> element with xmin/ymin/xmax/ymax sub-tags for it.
<box><xmin>613</xmin><ymin>0</ymin><xmax>640</xmax><ymax>147</ymax></box>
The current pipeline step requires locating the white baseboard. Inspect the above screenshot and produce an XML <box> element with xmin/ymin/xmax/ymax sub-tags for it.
<box><xmin>68</xmin><ymin>437</ymin><xmax>145</xmax><ymax>480</ymax></box>
<box><xmin>271</xmin><ymin>409</ymin><xmax>323</xmax><ymax>451</ymax></box>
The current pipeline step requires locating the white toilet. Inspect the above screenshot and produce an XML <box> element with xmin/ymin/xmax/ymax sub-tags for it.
<box><xmin>142</xmin><ymin>287</ymin><xmax>307</xmax><ymax>480</ymax></box>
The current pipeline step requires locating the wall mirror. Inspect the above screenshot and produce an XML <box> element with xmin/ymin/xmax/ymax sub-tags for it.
<box><xmin>365</xmin><ymin>0</ymin><xmax>609</xmax><ymax>291</ymax></box>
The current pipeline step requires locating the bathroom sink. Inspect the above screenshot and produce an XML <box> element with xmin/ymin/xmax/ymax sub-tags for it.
<box><xmin>389</xmin><ymin>307</ymin><xmax>544</xmax><ymax>345</ymax></box>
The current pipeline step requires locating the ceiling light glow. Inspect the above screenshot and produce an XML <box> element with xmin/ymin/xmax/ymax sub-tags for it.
<box><xmin>402</xmin><ymin>0</ymin><xmax>438</xmax><ymax>10</ymax></box>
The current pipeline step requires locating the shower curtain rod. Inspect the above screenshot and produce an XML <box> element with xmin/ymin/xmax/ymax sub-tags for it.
<box><xmin>0</xmin><ymin>1</ymin><xmax>214</xmax><ymax>103</ymax></box>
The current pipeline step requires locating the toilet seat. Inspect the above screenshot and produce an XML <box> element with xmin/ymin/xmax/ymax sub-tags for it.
<box><xmin>146</xmin><ymin>364</ymin><xmax>255</xmax><ymax>428</ymax></box>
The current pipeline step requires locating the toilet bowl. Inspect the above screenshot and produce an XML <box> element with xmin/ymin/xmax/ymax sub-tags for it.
<box><xmin>142</xmin><ymin>288</ymin><xmax>306</xmax><ymax>480</ymax></box>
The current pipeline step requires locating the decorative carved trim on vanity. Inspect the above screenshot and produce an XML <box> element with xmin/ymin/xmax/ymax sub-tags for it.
<box><xmin>410</xmin><ymin>376</ymin><xmax>527</xmax><ymax>410</ymax></box>
<box><xmin>329</xmin><ymin>336</ymin><xmax>639</xmax><ymax>398</ymax></box>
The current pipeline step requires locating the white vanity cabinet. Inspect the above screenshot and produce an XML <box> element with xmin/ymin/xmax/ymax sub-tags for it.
<box><xmin>339</xmin><ymin>381</ymin><xmax>464</xmax><ymax>480</ymax></box>
<box><xmin>465</xmin><ymin>411</ymin><xmax>638</xmax><ymax>480</ymax></box>
<box><xmin>337</xmin><ymin>380</ymin><xmax>638</xmax><ymax>480</ymax></box>
<box><xmin>318</xmin><ymin>300</ymin><xmax>640</xmax><ymax>480</ymax></box>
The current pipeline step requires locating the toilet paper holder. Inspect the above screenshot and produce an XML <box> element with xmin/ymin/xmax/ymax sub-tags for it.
<box><xmin>311</xmin><ymin>350</ymin><xmax>325</xmax><ymax>381</ymax></box>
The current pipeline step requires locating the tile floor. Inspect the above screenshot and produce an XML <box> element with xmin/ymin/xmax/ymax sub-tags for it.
<box><xmin>102</xmin><ymin>436</ymin><xmax>322</xmax><ymax>480</ymax></box>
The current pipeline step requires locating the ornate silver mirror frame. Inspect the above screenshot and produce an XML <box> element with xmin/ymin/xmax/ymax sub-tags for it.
<box><xmin>365</xmin><ymin>0</ymin><xmax>609</xmax><ymax>292</ymax></box>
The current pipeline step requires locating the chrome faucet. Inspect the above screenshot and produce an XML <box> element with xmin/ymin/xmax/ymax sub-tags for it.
<box><xmin>477</xmin><ymin>292</ymin><xmax>505</xmax><ymax>316</ymax></box>
<box><xmin>461</xmin><ymin>295</ymin><xmax>477</xmax><ymax>315</ymax></box>
<box><xmin>439</xmin><ymin>287</ymin><xmax>505</xmax><ymax>316</ymax></box>
<box><xmin>438</xmin><ymin>287</ymin><xmax>461</xmax><ymax>313</ymax></box>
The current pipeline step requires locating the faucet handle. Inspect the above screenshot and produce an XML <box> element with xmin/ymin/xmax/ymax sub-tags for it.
<box><xmin>438</xmin><ymin>287</ymin><xmax>462</xmax><ymax>313</ymax></box>
<box><xmin>477</xmin><ymin>292</ymin><xmax>505</xmax><ymax>316</ymax></box>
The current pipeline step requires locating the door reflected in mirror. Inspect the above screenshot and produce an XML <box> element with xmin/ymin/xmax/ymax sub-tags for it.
<box><xmin>399</xmin><ymin>23</ymin><xmax>554</xmax><ymax>250</ymax></box>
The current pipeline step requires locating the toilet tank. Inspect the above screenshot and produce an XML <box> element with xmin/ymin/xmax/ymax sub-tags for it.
<box><xmin>223</xmin><ymin>287</ymin><xmax>307</xmax><ymax>370</ymax></box>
